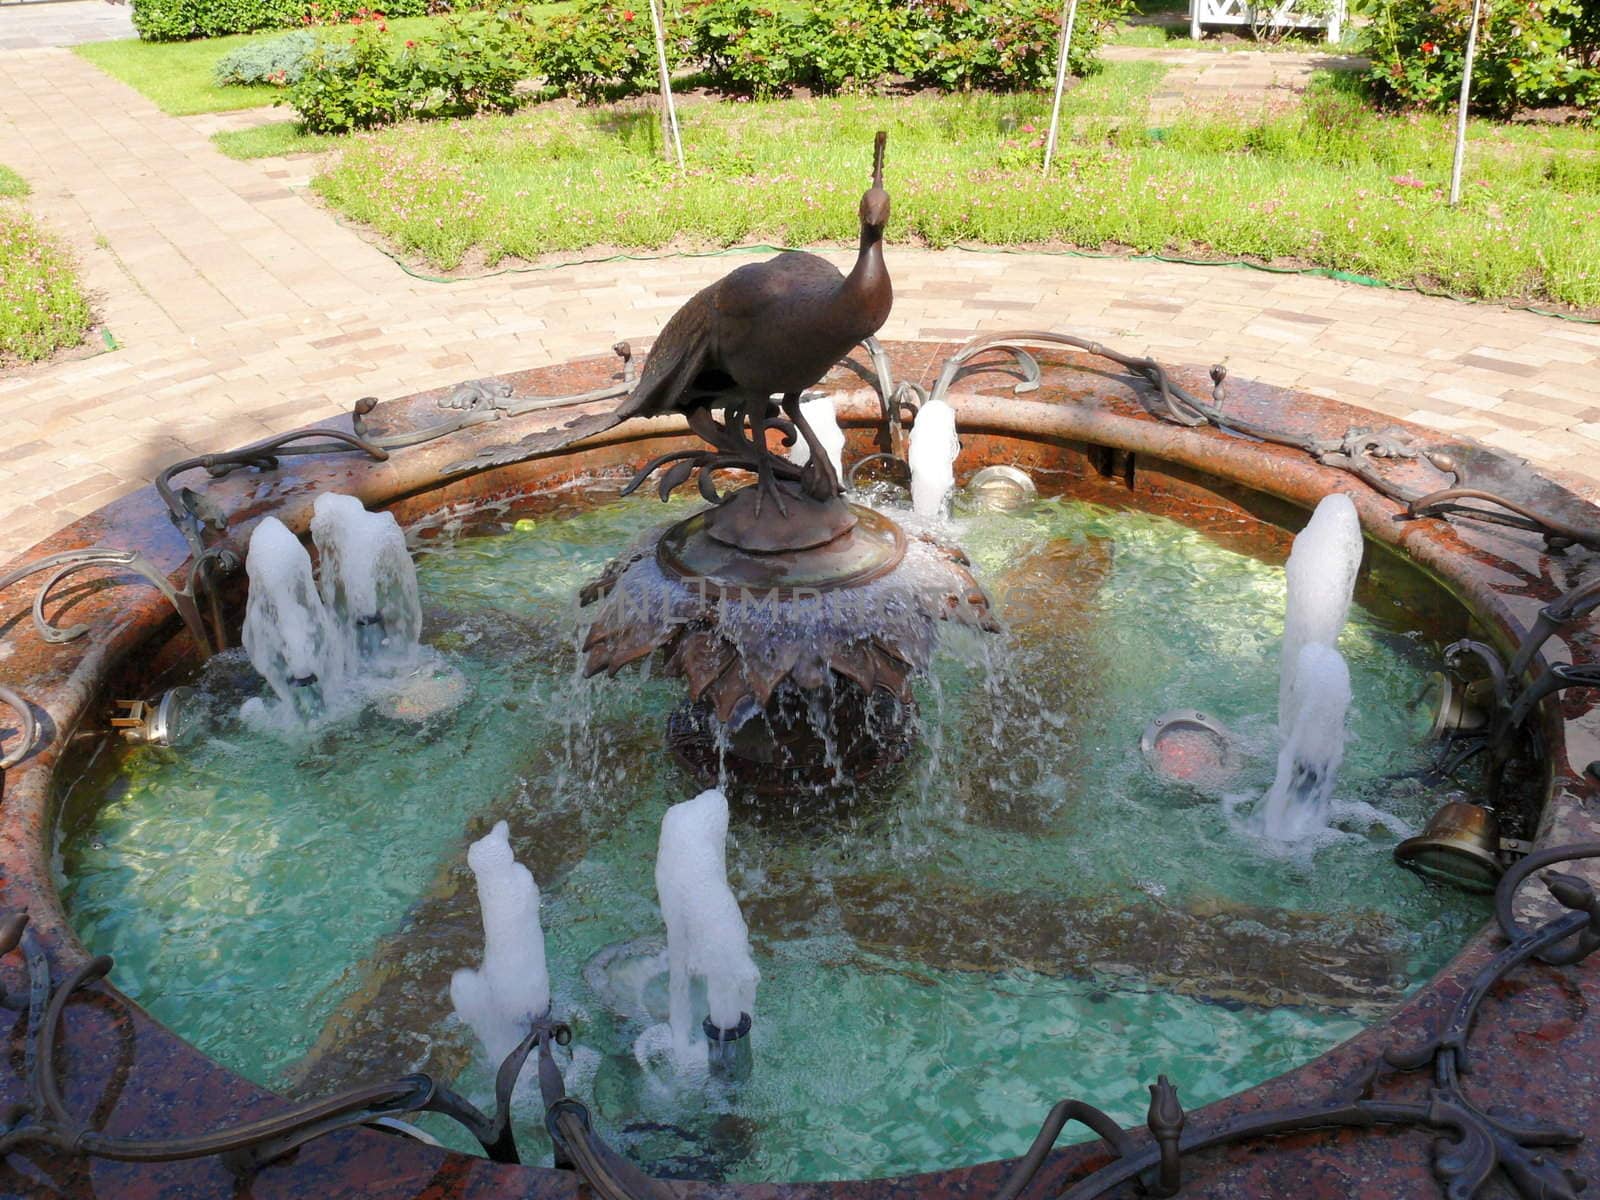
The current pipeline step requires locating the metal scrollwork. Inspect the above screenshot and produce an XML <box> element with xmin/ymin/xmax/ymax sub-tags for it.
<box><xmin>1432</xmin><ymin>577</ymin><xmax>1600</xmax><ymax>801</ymax></box>
<box><xmin>156</xmin><ymin>427</ymin><xmax>390</xmax><ymax>563</ymax></box>
<box><xmin>865</xmin><ymin>332</ymin><xmax>1600</xmax><ymax>556</ymax></box>
<box><xmin>0</xmin><ymin>686</ymin><xmax>36</xmax><ymax>772</ymax></box>
<box><xmin>0</xmin><ymin>547</ymin><xmax>234</xmax><ymax>658</ymax></box>
<box><xmin>0</xmin><ymin>912</ymin><xmax>666</xmax><ymax>1200</ymax></box>
<box><xmin>998</xmin><ymin>842</ymin><xmax>1600</xmax><ymax>1200</ymax></box>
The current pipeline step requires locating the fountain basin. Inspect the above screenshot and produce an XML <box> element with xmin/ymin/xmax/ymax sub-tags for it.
<box><xmin>2</xmin><ymin>341</ymin><xmax>1598</xmax><ymax>1199</ymax></box>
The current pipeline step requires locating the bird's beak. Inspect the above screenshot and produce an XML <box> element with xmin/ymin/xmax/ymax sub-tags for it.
<box><xmin>872</xmin><ymin>131</ymin><xmax>886</xmax><ymax>189</ymax></box>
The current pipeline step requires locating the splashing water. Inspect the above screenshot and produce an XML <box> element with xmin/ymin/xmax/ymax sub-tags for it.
<box><xmin>242</xmin><ymin>496</ymin><xmax>454</xmax><ymax>729</ymax></box>
<box><xmin>450</xmin><ymin>820</ymin><xmax>551</xmax><ymax>1068</ymax></box>
<box><xmin>785</xmin><ymin>396</ymin><xmax>846</xmax><ymax>481</ymax></box>
<box><xmin>1278</xmin><ymin>493</ymin><xmax>1363</xmax><ymax>727</ymax></box>
<box><xmin>241</xmin><ymin>517</ymin><xmax>340</xmax><ymax>722</ymax></box>
<box><xmin>1256</xmin><ymin>643</ymin><xmax>1352</xmax><ymax>842</ymax></box>
<box><xmin>655</xmin><ymin>789</ymin><xmax>759</xmax><ymax>1064</ymax></box>
<box><xmin>310</xmin><ymin>493</ymin><xmax>422</xmax><ymax>674</ymax></box>
<box><xmin>908</xmin><ymin>398</ymin><xmax>960</xmax><ymax>518</ymax></box>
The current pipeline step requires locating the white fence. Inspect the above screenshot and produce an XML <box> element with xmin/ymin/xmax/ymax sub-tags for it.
<box><xmin>1188</xmin><ymin>0</ymin><xmax>1345</xmax><ymax>42</ymax></box>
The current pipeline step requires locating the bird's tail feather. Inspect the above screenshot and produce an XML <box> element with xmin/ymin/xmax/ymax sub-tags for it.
<box><xmin>443</xmin><ymin>409</ymin><xmax>626</xmax><ymax>475</ymax></box>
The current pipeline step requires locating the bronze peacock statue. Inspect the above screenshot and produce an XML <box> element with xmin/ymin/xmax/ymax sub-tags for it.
<box><xmin>451</xmin><ymin>132</ymin><xmax>894</xmax><ymax>548</ymax></box>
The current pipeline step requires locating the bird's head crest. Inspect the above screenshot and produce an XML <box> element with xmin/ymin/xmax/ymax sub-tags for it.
<box><xmin>861</xmin><ymin>131</ymin><xmax>890</xmax><ymax>231</ymax></box>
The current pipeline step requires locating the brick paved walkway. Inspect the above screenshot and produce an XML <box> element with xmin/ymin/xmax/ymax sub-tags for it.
<box><xmin>1</xmin><ymin>46</ymin><xmax>1597</xmax><ymax>564</ymax></box>
<box><xmin>1102</xmin><ymin>45</ymin><xmax>1369</xmax><ymax>119</ymax></box>
<box><xmin>0</xmin><ymin>0</ymin><xmax>133</xmax><ymax>49</ymax></box>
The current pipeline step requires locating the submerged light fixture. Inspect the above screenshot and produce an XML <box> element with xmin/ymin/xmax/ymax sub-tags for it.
<box><xmin>1394</xmin><ymin>798</ymin><xmax>1506</xmax><ymax>894</ymax></box>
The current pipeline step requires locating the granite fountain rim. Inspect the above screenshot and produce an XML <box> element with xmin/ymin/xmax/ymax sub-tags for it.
<box><xmin>0</xmin><ymin>337</ymin><xmax>1596</xmax><ymax>1200</ymax></box>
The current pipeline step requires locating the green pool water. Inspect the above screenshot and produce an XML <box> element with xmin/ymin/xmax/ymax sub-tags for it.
<box><xmin>57</xmin><ymin>490</ymin><xmax>1490</xmax><ymax>1182</ymax></box>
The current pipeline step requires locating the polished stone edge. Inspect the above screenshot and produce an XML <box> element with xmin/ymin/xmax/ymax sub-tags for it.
<box><xmin>0</xmin><ymin>341</ymin><xmax>1595</xmax><ymax>1199</ymax></box>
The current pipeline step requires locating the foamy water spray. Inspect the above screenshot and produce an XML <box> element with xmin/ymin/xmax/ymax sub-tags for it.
<box><xmin>908</xmin><ymin>398</ymin><xmax>960</xmax><ymax>518</ymax></box>
<box><xmin>241</xmin><ymin>517</ymin><xmax>340</xmax><ymax>722</ymax></box>
<box><xmin>310</xmin><ymin>493</ymin><xmax>422</xmax><ymax>673</ymax></box>
<box><xmin>655</xmin><ymin>789</ymin><xmax>759</xmax><ymax>1077</ymax></box>
<box><xmin>1253</xmin><ymin>495</ymin><xmax>1363</xmax><ymax>842</ymax></box>
<box><xmin>785</xmin><ymin>395</ymin><xmax>846</xmax><ymax>482</ymax></box>
<box><xmin>450</xmin><ymin>820</ymin><xmax>551</xmax><ymax>1069</ymax></box>
<box><xmin>1257</xmin><ymin>643</ymin><xmax>1352</xmax><ymax>841</ymax></box>
<box><xmin>1278</xmin><ymin>493</ymin><xmax>1363</xmax><ymax>727</ymax></box>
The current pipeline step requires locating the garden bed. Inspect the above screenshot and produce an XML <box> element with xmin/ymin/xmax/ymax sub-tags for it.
<box><xmin>0</xmin><ymin>169</ymin><xmax>94</xmax><ymax>371</ymax></box>
<box><xmin>288</xmin><ymin>71</ymin><xmax>1599</xmax><ymax>314</ymax></box>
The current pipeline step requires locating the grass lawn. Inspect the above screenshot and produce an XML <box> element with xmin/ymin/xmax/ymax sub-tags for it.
<box><xmin>215</xmin><ymin>122</ymin><xmax>340</xmax><ymax>160</ymax></box>
<box><xmin>74</xmin><ymin>16</ymin><xmax>444</xmax><ymax>115</ymax></box>
<box><xmin>304</xmin><ymin>67</ymin><xmax>1600</xmax><ymax>310</ymax></box>
<box><xmin>1</xmin><ymin>181</ymin><xmax>93</xmax><ymax>366</ymax></box>
<box><xmin>74</xmin><ymin>6</ymin><xmax>574</xmax><ymax>117</ymax></box>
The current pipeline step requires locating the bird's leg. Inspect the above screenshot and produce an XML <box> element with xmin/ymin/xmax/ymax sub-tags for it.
<box><xmin>746</xmin><ymin>396</ymin><xmax>788</xmax><ymax>520</ymax></box>
<box><xmin>781</xmin><ymin>392</ymin><xmax>843</xmax><ymax>501</ymax></box>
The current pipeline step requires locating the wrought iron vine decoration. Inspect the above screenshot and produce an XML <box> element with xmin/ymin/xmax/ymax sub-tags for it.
<box><xmin>3</xmin><ymin>846</ymin><xmax>1600</xmax><ymax>1199</ymax></box>
<box><xmin>0</xmin><ymin>911</ymin><xmax>667</xmax><ymax>1200</ymax></box>
<box><xmin>1</xmin><ymin>330</ymin><xmax>1591</xmax><ymax>676</ymax></box>
<box><xmin>862</xmin><ymin>331</ymin><xmax>1600</xmax><ymax>556</ymax></box>
<box><xmin>0</xmin><ymin>336</ymin><xmax>1594</xmax><ymax>1196</ymax></box>
<box><xmin>997</xmin><ymin>842</ymin><xmax>1600</xmax><ymax>1200</ymax></box>
<box><xmin>1435</xmin><ymin>575</ymin><xmax>1600</xmax><ymax>802</ymax></box>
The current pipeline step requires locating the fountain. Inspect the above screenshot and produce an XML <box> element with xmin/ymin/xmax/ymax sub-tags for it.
<box><xmin>450</xmin><ymin>820</ymin><xmax>551</xmax><ymax>1069</ymax></box>
<box><xmin>654</xmin><ymin>788</ymin><xmax>759</xmax><ymax>1075</ymax></box>
<box><xmin>0</xmin><ymin>133</ymin><xmax>1597</xmax><ymax>1200</ymax></box>
<box><xmin>310</xmin><ymin>492</ymin><xmax>422</xmax><ymax>674</ymax></box>
<box><xmin>240</xmin><ymin>516</ymin><xmax>341</xmax><ymax>723</ymax></box>
<box><xmin>1255</xmin><ymin>642</ymin><xmax>1353</xmax><ymax>842</ymax></box>
<box><xmin>907</xmin><ymin>396</ymin><xmax>960</xmax><ymax>519</ymax></box>
<box><xmin>1277</xmin><ymin>492</ymin><xmax>1363</xmax><ymax>729</ymax></box>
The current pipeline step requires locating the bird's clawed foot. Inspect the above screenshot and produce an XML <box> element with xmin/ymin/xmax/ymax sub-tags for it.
<box><xmin>753</xmin><ymin>454</ymin><xmax>790</xmax><ymax>521</ymax></box>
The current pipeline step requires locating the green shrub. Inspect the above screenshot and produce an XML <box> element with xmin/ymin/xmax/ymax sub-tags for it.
<box><xmin>214</xmin><ymin>29</ymin><xmax>326</xmax><ymax>85</ymax></box>
<box><xmin>908</xmin><ymin>0</ymin><xmax>1127</xmax><ymax>92</ymax></box>
<box><xmin>799</xmin><ymin>0</ymin><xmax>924</xmax><ymax>93</ymax></box>
<box><xmin>288</xmin><ymin>11</ymin><xmax>528</xmax><ymax>132</ymax></box>
<box><xmin>412</xmin><ymin>10</ymin><xmax>530</xmax><ymax>111</ymax></box>
<box><xmin>0</xmin><ymin>203</ymin><xmax>93</xmax><ymax>365</ymax></box>
<box><xmin>289</xmin><ymin>22</ymin><xmax>414</xmax><ymax>131</ymax></box>
<box><xmin>529</xmin><ymin>0</ymin><xmax>685</xmax><ymax>102</ymax></box>
<box><xmin>1362</xmin><ymin>0</ymin><xmax>1593</xmax><ymax>115</ymax></box>
<box><xmin>132</xmin><ymin>0</ymin><xmax>438</xmax><ymax>42</ymax></box>
<box><xmin>688</xmin><ymin>0</ymin><xmax>805</xmax><ymax>97</ymax></box>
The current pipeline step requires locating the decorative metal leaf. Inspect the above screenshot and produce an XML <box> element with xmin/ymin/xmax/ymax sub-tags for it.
<box><xmin>658</xmin><ymin>459</ymin><xmax>696</xmax><ymax>501</ymax></box>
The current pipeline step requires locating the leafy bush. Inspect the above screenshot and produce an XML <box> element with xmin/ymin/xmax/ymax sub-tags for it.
<box><xmin>565</xmin><ymin>0</ymin><xmax>1124</xmax><ymax>100</ymax></box>
<box><xmin>288</xmin><ymin>11</ymin><xmax>529</xmax><ymax>132</ymax></box>
<box><xmin>799</xmin><ymin>0</ymin><xmax>924</xmax><ymax>94</ymax></box>
<box><xmin>907</xmin><ymin>0</ymin><xmax>1127</xmax><ymax>92</ymax></box>
<box><xmin>530</xmin><ymin>0</ymin><xmax>685</xmax><ymax>102</ymax></box>
<box><xmin>1362</xmin><ymin>0</ymin><xmax>1595</xmax><ymax>115</ymax></box>
<box><xmin>289</xmin><ymin>22</ymin><xmax>411</xmax><ymax>131</ymax></box>
<box><xmin>132</xmin><ymin>0</ymin><xmax>438</xmax><ymax>42</ymax></box>
<box><xmin>214</xmin><ymin>29</ymin><xmax>325</xmax><ymax>86</ymax></box>
<box><xmin>413</xmin><ymin>10</ymin><xmax>530</xmax><ymax>110</ymax></box>
<box><xmin>688</xmin><ymin>0</ymin><xmax>804</xmax><ymax>97</ymax></box>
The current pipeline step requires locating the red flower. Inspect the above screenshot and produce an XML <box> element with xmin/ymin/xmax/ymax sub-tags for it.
<box><xmin>622</xmin><ymin>9</ymin><xmax>636</xmax><ymax>19</ymax></box>
<box><xmin>1421</xmin><ymin>40</ymin><xmax>1437</xmax><ymax>53</ymax></box>
<box><xmin>405</xmin><ymin>38</ymin><xmax>415</xmax><ymax>47</ymax></box>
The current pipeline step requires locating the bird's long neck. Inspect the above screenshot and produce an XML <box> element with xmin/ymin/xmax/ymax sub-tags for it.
<box><xmin>840</xmin><ymin>224</ymin><xmax>891</xmax><ymax>332</ymax></box>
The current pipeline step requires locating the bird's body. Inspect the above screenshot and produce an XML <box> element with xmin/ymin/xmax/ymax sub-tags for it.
<box><xmin>621</xmin><ymin>243</ymin><xmax>892</xmax><ymax>422</ymax></box>
<box><xmin>452</xmin><ymin>132</ymin><xmax>893</xmax><ymax>525</ymax></box>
